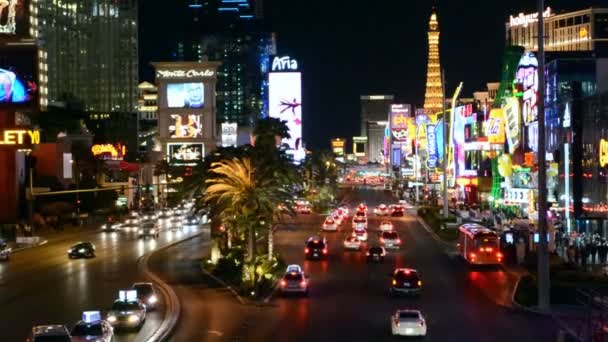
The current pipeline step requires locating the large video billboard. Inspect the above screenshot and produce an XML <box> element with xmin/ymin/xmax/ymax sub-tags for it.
<box><xmin>268</xmin><ymin>72</ymin><xmax>304</xmax><ymax>161</ymax></box>
<box><xmin>0</xmin><ymin>0</ymin><xmax>30</xmax><ymax>37</ymax></box>
<box><xmin>166</xmin><ymin>82</ymin><xmax>205</xmax><ymax>109</ymax></box>
<box><xmin>390</xmin><ymin>104</ymin><xmax>411</xmax><ymax>144</ymax></box>
<box><xmin>169</xmin><ymin>114</ymin><xmax>202</xmax><ymax>138</ymax></box>
<box><xmin>0</xmin><ymin>46</ymin><xmax>38</xmax><ymax>107</ymax></box>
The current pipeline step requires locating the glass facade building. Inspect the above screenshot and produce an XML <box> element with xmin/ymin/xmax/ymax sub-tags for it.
<box><xmin>36</xmin><ymin>0</ymin><xmax>138</xmax><ymax>113</ymax></box>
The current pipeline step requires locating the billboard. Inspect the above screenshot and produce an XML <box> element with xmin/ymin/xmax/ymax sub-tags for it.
<box><xmin>166</xmin><ymin>82</ymin><xmax>205</xmax><ymax>109</ymax></box>
<box><xmin>0</xmin><ymin>0</ymin><xmax>29</xmax><ymax>37</ymax></box>
<box><xmin>515</xmin><ymin>52</ymin><xmax>538</xmax><ymax>125</ymax></box>
<box><xmin>221</xmin><ymin>122</ymin><xmax>238</xmax><ymax>147</ymax></box>
<box><xmin>268</xmin><ymin>72</ymin><xmax>304</xmax><ymax>161</ymax></box>
<box><xmin>426</xmin><ymin>124</ymin><xmax>438</xmax><ymax>169</ymax></box>
<box><xmin>0</xmin><ymin>46</ymin><xmax>38</xmax><ymax>106</ymax></box>
<box><xmin>486</xmin><ymin>109</ymin><xmax>506</xmax><ymax>144</ymax></box>
<box><xmin>169</xmin><ymin>114</ymin><xmax>202</xmax><ymax>138</ymax></box>
<box><xmin>390</xmin><ymin>104</ymin><xmax>411</xmax><ymax>144</ymax></box>
<box><xmin>503</xmin><ymin>97</ymin><xmax>521</xmax><ymax>153</ymax></box>
<box><xmin>167</xmin><ymin>143</ymin><xmax>204</xmax><ymax>165</ymax></box>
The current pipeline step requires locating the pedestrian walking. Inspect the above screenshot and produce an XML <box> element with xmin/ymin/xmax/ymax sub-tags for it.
<box><xmin>599</xmin><ymin>241</ymin><xmax>608</xmax><ymax>265</ymax></box>
<box><xmin>567</xmin><ymin>244</ymin><xmax>575</xmax><ymax>264</ymax></box>
<box><xmin>575</xmin><ymin>244</ymin><xmax>581</xmax><ymax>265</ymax></box>
<box><xmin>589</xmin><ymin>242</ymin><xmax>598</xmax><ymax>265</ymax></box>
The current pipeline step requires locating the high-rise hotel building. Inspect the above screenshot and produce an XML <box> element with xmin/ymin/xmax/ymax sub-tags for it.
<box><xmin>506</xmin><ymin>7</ymin><xmax>608</xmax><ymax>55</ymax></box>
<box><xmin>35</xmin><ymin>0</ymin><xmax>138</xmax><ymax>113</ymax></box>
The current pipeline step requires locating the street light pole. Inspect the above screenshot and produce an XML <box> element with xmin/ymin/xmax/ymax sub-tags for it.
<box><xmin>537</xmin><ymin>0</ymin><xmax>551</xmax><ymax>312</ymax></box>
<box><xmin>442</xmin><ymin>69</ymin><xmax>449</xmax><ymax>218</ymax></box>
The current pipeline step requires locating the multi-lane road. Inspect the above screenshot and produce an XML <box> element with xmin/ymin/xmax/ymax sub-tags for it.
<box><xmin>0</xmin><ymin>222</ymin><xmax>206</xmax><ymax>341</ymax></box>
<box><xmin>157</xmin><ymin>188</ymin><xmax>558</xmax><ymax>341</ymax></box>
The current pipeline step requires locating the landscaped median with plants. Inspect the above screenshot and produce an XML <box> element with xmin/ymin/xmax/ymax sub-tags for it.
<box><xmin>417</xmin><ymin>206</ymin><xmax>459</xmax><ymax>242</ymax></box>
<box><xmin>514</xmin><ymin>255</ymin><xmax>608</xmax><ymax>308</ymax></box>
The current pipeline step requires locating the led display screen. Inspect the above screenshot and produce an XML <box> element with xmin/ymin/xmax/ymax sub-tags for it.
<box><xmin>169</xmin><ymin>114</ymin><xmax>202</xmax><ymax>138</ymax></box>
<box><xmin>268</xmin><ymin>72</ymin><xmax>304</xmax><ymax>162</ymax></box>
<box><xmin>167</xmin><ymin>143</ymin><xmax>204</xmax><ymax>165</ymax></box>
<box><xmin>0</xmin><ymin>0</ymin><xmax>29</xmax><ymax>37</ymax></box>
<box><xmin>166</xmin><ymin>83</ymin><xmax>205</xmax><ymax>109</ymax></box>
<box><xmin>0</xmin><ymin>47</ymin><xmax>38</xmax><ymax>106</ymax></box>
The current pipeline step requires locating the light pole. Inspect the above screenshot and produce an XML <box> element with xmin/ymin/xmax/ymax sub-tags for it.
<box><xmin>442</xmin><ymin>69</ymin><xmax>449</xmax><ymax>218</ymax></box>
<box><xmin>536</xmin><ymin>0</ymin><xmax>551</xmax><ymax>312</ymax></box>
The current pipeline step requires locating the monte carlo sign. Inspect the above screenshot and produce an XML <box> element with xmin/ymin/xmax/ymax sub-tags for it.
<box><xmin>156</xmin><ymin>69</ymin><xmax>215</xmax><ymax>79</ymax></box>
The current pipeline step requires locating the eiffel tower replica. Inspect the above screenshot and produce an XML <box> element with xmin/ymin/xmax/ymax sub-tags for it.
<box><xmin>423</xmin><ymin>9</ymin><xmax>444</xmax><ymax>116</ymax></box>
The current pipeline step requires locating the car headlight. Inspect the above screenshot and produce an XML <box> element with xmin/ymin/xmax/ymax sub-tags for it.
<box><xmin>128</xmin><ymin>314</ymin><xmax>140</xmax><ymax>323</ymax></box>
<box><xmin>148</xmin><ymin>295</ymin><xmax>158</xmax><ymax>304</ymax></box>
<box><xmin>107</xmin><ymin>315</ymin><xmax>117</xmax><ymax>323</ymax></box>
<box><xmin>67</xmin><ymin>249</ymin><xmax>72</xmax><ymax>253</ymax></box>
<box><xmin>101</xmin><ymin>224</ymin><xmax>107</xmax><ymax>229</ymax></box>
<box><xmin>139</xmin><ymin>230</ymin><xmax>143</xmax><ymax>234</ymax></box>
<box><xmin>78</xmin><ymin>248</ymin><xmax>85</xmax><ymax>253</ymax></box>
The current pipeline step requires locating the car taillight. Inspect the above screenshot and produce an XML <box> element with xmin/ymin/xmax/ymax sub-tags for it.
<box><xmin>305</xmin><ymin>248</ymin><xmax>310</xmax><ymax>254</ymax></box>
<box><xmin>486</xmin><ymin>247</ymin><xmax>493</xmax><ymax>252</ymax></box>
<box><xmin>396</xmin><ymin>239</ymin><xmax>401</xmax><ymax>244</ymax></box>
<box><xmin>380</xmin><ymin>237</ymin><xmax>384</xmax><ymax>243</ymax></box>
<box><xmin>366</xmin><ymin>252</ymin><xmax>370</xmax><ymax>256</ymax></box>
<box><xmin>417</xmin><ymin>280</ymin><xmax>422</xmax><ymax>287</ymax></box>
<box><xmin>352</xmin><ymin>232</ymin><xmax>356</xmax><ymax>237</ymax></box>
<box><xmin>322</xmin><ymin>248</ymin><xmax>328</xmax><ymax>254</ymax></box>
<box><xmin>300</xmin><ymin>280</ymin><xmax>307</xmax><ymax>287</ymax></box>
<box><xmin>280</xmin><ymin>280</ymin><xmax>286</xmax><ymax>287</ymax></box>
<box><xmin>470</xmin><ymin>252</ymin><xmax>477</xmax><ymax>259</ymax></box>
<box><xmin>392</xmin><ymin>279</ymin><xmax>397</xmax><ymax>286</ymax></box>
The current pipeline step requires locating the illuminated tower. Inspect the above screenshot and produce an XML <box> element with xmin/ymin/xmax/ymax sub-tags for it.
<box><xmin>423</xmin><ymin>10</ymin><xmax>444</xmax><ymax>115</ymax></box>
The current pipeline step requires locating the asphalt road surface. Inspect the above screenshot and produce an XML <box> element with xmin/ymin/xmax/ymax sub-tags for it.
<box><xmin>0</xmin><ymin>221</ymin><xmax>205</xmax><ymax>342</ymax></box>
<box><xmin>161</xmin><ymin>188</ymin><xmax>558</xmax><ymax>341</ymax></box>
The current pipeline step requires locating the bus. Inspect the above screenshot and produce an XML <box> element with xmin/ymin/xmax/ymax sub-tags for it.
<box><xmin>457</xmin><ymin>224</ymin><xmax>502</xmax><ymax>265</ymax></box>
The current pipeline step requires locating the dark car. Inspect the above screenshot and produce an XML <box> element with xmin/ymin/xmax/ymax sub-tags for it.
<box><xmin>390</xmin><ymin>268</ymin><xmax>422</xmax><ymax>295</ymax></box>
<box><xmin>67</xmin><ymin>242</ymin><xmax>96</xmax><ymax>259</ymax></box>
<box><xmin>391</xmin><ymin>205</ymin><xmax>405</xmax><ymax>217</ymax></box>
<box><xmin>366</xmin><ymin>246</ymin><xmax>386</xmax><ymax>263</ymax></box>
<box><xmin>0</xmin><ymin>239</ymin><xmax>11</xmax><ymax>261</ymax></box>
<box><xmin>132</xmin><ymin>282</ymin><xmax>159</xmax><ymax>310</ymax></box>
<box><xmin>305</xmin><ymin>237</ymin><xmax>328</xmax><ymax>260</ymax></box>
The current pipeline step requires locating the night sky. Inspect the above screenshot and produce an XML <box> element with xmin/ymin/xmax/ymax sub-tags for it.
<box><xmin>139</xmin><ymin>0</ymin><xmax>601</xmax><ymax>150</ymax></box>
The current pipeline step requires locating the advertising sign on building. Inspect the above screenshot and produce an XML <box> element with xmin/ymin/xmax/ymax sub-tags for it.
<box><xmin>0</xmin><ymin>128</ymin><xmax>39</xmax><ymax>147</ymax></box>
<box><xmin>0</xmin><ymin>0</ymin><xmax>30</xmax><ymax>37</ymax></box>
<box><xmin>167</xmin><ymin>143</ymin><xmax>204</xmax><ymax>165</ymax></box>
<box><xmin>515</xmin><ymin>52</ymin><xmax>539</xmax><ymax>126</ymax></box>
<box><xmin>390</xmin><ymin>104</ymin><xmax>411</xmax><ymax>144</ymax></box>
<box><xmin>91</xmin><ymin>143</ymin><xmax>127</xmax><ymax>160</ymax></box>
<box><xmin>0</xmin><ymin>46</ymin><xmax>39</xmax><ymax>107</ymax></box>
<box><xmin>221</xmin><ymin>122</ymin><xmax>238</xmax><ymax>147</ymax></box>
<box><xmin>504</xmin><ymin>188</ymin><xmax>532</xmax><ymax>204</ymax></box>
<box><xmin>485</xmin><ymin>109</ymin><xmax>506</xmax><ymax>144</ymax></box>
<box><xmin>600</xmin><ymin>139</ymin><xmax>608</xmax><ymax>167</ymax></box>
<box><xmin>426</xmin><ymin>124</ymin><xmax>438</xmax><ymax>169</ymax></box>
<box><xmin>269</xmin><ymin>69</ymin><xmax>304</xmax><ymax>162</ymax></box>
<box><xmin>169</xmin><ymin>114</ymin><xmax>202</xmax><ymax>138</ymax></box>
<box><xmin>331</xmin><ymin>138</ymin><xmax>345</xmax><ymax>156</ymax></box>
<box><xmin>503</xmin><ymin>97</ymin><xmax>521</xmax><ymax>153</ymax></box>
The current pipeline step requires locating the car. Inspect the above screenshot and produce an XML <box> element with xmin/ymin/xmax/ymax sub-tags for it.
<box><xmin>70</xmin><ymin>311</ymin><xmax>114</xmax><ymax>342</ymax></box>
<box><xmin>366</xmin><ymin>246</ymin><xmax>385</xmax><ymax>263</ymax></box>
<box><xmin>183</xmin><ymin>214</ymin><xmax>200</xmax><ymax>226</ymax></box>
<box><xmin>322</xmin><ymin>217</ymin><xmax>339</xmax><ymax>231</ymax></box>
<box><xmin>124</xmin><ymin>212</ymin><xmax>140</xmax><ymax>225</ymax></box>
<box><xmin>357</xmin><ymin>203</ymin><xmax>368</xmax><ymax>213</ymax></box>
<box><xmin>157</xmin><ymin>213</ymin><xmax>172</xmax><ymax>226</ymax></box>
<box><xmin>138</xmin><ymin>222</ymin><xmax>159</xmax><ymax>238</ymax></box>
<box><xmin>391</xmin><ymin>205</ymin><xmax>405</xmax><ymax>217</ymax></box>
<box><xmin>140</xmin><ymin>211</ymin><xmax>159</xmax><ymax>221</ymax></box>
<box><xmin>132</xmin><ymin>282</ymin><xmax>159</xmax><ymax>310</ymax></box>
<box><xmin>390</xmin><ymin>309</ymin><xmax>427</xmax><ymax>337</ymax></box>
<box><xmin>380</xmin><ymin>231</ymin><xmax>402</xmax><ymax>249</ymax></box>
<box><xmin>169</xmin><ymin>214</ymin><xmax>184</xmax><ymax>230</ymax></box>
<box><xmin>100</xmin><ymin>222</ymin><xmax>122</xmax><ymax>232</ymax></box>
<box><xmin>390</xmin><ymin>268</ymin><xmax>422</xmax><ymax>295</ymax></box>
<box><xmin>379</xmin><ymin>221</ymin><xmax>394</xmax><ymax>232</ymax></box>
<box><xmin>286</xmin><ymin>264</ymin><xmax>303</xmax><ymax>273</ymax></box>
<box><xmin>343</xmin><ymin>236</ymin><xmax>362</xmax><ymax>250</ymax></box>
<box><xmin>67</xmin><ymin>242</ymin><xmax>96</xmax><ymax>259</ymax></box>
<box><xmin>352</xmin><ymin>215</ymin><xmax>367</xmax><ymax>229</ymax></box>
<box><xmin>374</xmin><ymin>204</ymin><xmax>389</xmax><ymax>216</ymax></box>
<box><xmin>384</xmin><ymin>183</ymin><xmax>392</xmax><ymax>191</ymax></box>
<box><xmin>352</xmin><ymin>228</ymin><xmax>368</xmax><ymax>241</ymax></box>
<box><xmin>305</xmin><ymin>237</ymin><xmax>328</xmax><ymax>260</ymax></box>
<box><xmin>279</xmin><ymin>269</ymin><xmax>309</xmax><ymax>296</ymax></box>
<box><xmin>106</xmin><ymin>292</ymin><xmax>146</xmax><ymax>330</ymax></box>
<box><xmin>330</xmin><ymin>212</ymin><xmax>344</xmax><ymax>225</ymax></box>
<box><xmin>28</xmin><ymin>325</ymin><xmax>71</xmax><ymax>342</ymax></box>
<box><xmin>354</xmin><ymin>210</ymin><xmax>367</xmax><ymax>219</ymax></box>
<box><xmin>296</xmin><ymin>204</ymin><xmax>312</xmax><ymax>214</ymax></box>
<box><xmin>0</xmin><ymin>239</ymin><xmax>11</xmax><ymax>261</ymax></box>
<box><xmin>337</xmin><ymin>206</ymin><xmax>349</xmax><ymax>218</ymax></box>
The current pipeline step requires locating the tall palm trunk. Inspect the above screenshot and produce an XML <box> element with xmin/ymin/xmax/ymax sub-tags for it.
<box><xmin>248</xmin><ymin>226</ymin><xmax>255</xmax><ymax>261</ymax></box>
<box><xmin>267</xmin><ymin>225</ymin><xmax>274</xmax><ymax>261</ymax></box>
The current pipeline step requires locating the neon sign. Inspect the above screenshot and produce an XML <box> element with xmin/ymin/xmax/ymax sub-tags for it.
<box><xmin>0</xmin><ymin>129</ymin><xmax>40</xmax><ymax>146</ymax></box>
<box><xmin>600</xmin><ymin>139</ymin><xmax>608</xmax><ymax>167</ymax></box>
<box><xmin>91</xmin><ymin>144</ymin><xmax>127</xmax><ymax>160</ymax></box>
<box><xmin>515</xmin><ymin>52</ymin><xmax>539</xmax><ymax>126</ymax></box>
<box><xmin>503</xmin><ymin>97</ymin><xmax>521</xmax><ymax>153</ymax></box>
<box><xmin>156</xmin><ymin>69</ymin><xmax>215</xmax><ymax>79</ymax></box>
<box><xmin>509</xmin><ymin>7</ymin><xmax>552</xmax><ymax>28</ymax></box>
<box><xmin>271</xmin><ymin>56</ymin><xmax>299</xmax><ymax>72</ymax></box>
<box><xmin>426</xmin><ymin>124</ymin><xmax>438</xmax><ymax>169</ymax></box>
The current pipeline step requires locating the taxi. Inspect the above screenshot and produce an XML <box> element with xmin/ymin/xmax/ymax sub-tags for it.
<box><xmin>106</xmin><ymin>290</ymin><xmax>146</xmax><ymax>330</ymax></box>
<box><xmin>70</xmin><ymin>311</ymin><xmax>114</xmax><ymax>342</ymax></box>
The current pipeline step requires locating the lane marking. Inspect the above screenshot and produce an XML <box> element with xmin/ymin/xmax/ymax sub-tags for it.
<box><xmin>208</xmin><ymin>330</ymin><xmax>224</xmax><ymax>336</ymax></box>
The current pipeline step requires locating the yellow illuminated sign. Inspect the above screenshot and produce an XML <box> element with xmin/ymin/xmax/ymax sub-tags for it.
<box><xmin>600</xmin><ymin>139</ymin><xmax>608</xmax><ymax>167</ymax></box>
<box><xmin>0</xmin><ymin>130</ymin><xmax>40</xmax><ymax>146</ymax></box>
<box><xmin>91</xmin><ymin>144</ymin><xmax>127</xmax><ymax>160</ymax></box>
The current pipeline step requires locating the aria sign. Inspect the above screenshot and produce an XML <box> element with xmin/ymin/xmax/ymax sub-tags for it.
<box><xmin>271</xmin><ymin>56</ymin><xmax>298</xmax><ymax>72</ymax></box>
<box><xmin>156</xmin><ymin>69</ymin><xmax>215</xmax><ymax>79</ymax></box>
<box><xmin>0</xmin><ymin>129</ymin><xmax>40</xmax><ymax>146</ymax></box>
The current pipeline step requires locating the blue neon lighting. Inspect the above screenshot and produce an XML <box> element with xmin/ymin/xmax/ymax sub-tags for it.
<box><xmin>218</xmin><ymin>7</ymin><xmax>239</xmax><ymax>11</ymax></box>
<box><xmin>189</xmin><ymin>4</ymin><xmax>203</xmax><ymax>8</ymax></box>
<box><xmin>239</xmin><ymin>15</ymin><xmax>253</xmax><ymax>18</ymax></box>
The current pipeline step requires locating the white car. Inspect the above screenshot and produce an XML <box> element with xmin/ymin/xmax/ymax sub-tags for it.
<box><xmin>70</xmin><ymin>311</ymin><xmax>114</xmax><ymax>342</ymax></box>
<box><xmin>343</xmin><ymin>236</ymin><xmax>362</xmax><ymax>250</ymax></box>
<box><xmin>322</xmin><ymin>217</ymin><xmax>339</xmax><ymax>231</ymax></box>
<box><xmin>352</xmin><ymin>228</ymin><xmax>368</xmax><ymax>241</ymax></box>
<box><xmin>380</xmin><ymin>231</ymin><xmax>402</xmax><ymax>249</ymax></box>
<box><xmin>391</xmin><ymin>309</ymin><xmax>427</xmax><ymax>337</ymax></box>
<box><xmin>379</xmin><ymin>221</ymin><xmax>394</xmax><ymax>232</ymax></box>
<box><xmin>279</xmin><ymin>269</ymin><xmax>309</xmax><ymax>296</ymax></box>
<box><xmin>106</xmin><ymin>300</ymin><xmax>146</xmax><ymax>330</ymax></box>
